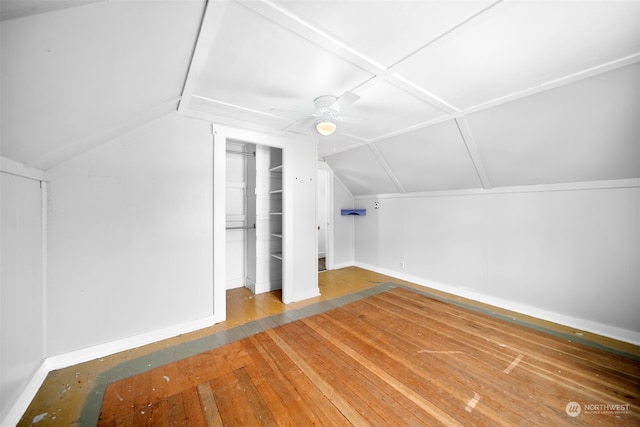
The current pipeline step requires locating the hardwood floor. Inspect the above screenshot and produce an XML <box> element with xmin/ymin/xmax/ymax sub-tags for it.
<box><xmin>98</xmin><ymin>287</ymin><xmax>639</xmax><ymax>426</ymax></box>
<box><xmin>18</xmin><ymin>267</ymin><xmax>640</xmax><ymax>426</ymax></box>
<box><xmin>17</xmin><ymin>267</ymin><xmax>391</xmax><ymax>426</ymax></box>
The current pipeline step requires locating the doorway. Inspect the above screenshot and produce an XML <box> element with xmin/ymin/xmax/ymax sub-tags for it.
<box><xmin>317</xmin><ymin>164</ymin><xmax>331</xmax><ymax>272</ymax></box>
<box><xmin>225</xmin><ymin>141</ymin><xmax>284</xmax><ymax>296</ymax></box>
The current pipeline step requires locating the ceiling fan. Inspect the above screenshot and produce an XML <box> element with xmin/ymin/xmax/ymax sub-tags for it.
<box><xmin>273</xmin><ymin>91</ymin><xmax>360</xmax><ymax>137</ymax></box>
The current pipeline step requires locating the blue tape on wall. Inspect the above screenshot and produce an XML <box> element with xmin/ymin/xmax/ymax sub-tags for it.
<box><xmin>341</xmin><ymin>209</ymin><xmax>366</xmax><ymax>216</ymax></box>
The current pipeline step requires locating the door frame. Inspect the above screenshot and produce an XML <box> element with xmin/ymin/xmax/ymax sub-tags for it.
<box><xmin>318</xmin><ymin>161</ymin><xmax>334</xmax><ymax>270</ymax></box>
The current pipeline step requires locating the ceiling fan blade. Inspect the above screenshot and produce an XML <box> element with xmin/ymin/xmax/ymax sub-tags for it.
<box><xmin>283</xmin><ymin>115</ymin><xmax>316</xmax><ymax>134</ymax></box>
<box><xmin>269</xmin><ymin>107</ymin><xmax>312</xmax><ymax>117</ymax></box>
<box><xmin>336</xmin><ymin>115</ymin><xmax>367</xmax><ymax>124</ymax></box>
<box><xmin>331</xmin><ymin>91</ymin><xmax>360</xmax><ymax>112</ymax></box>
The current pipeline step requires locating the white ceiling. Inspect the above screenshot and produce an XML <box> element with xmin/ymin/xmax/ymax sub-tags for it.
<box><xmin>1</xmin><ymin>0</ymin><xmax>205</xmax><ymax>169</ymax></box>
<box><xmin>2</xmin><ymin>0</ymin><xmax>640</xmax><ymax>195</ymax></box>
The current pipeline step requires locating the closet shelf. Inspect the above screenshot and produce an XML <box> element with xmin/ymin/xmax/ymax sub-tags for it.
<box><xmin>226</xmin><ymin>225</ymin><xmax>255</xmax><ymax>230</ymax></box>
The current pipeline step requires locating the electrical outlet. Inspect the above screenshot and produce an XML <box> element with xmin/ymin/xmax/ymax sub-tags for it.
<box><xmin>374</xmin><ymin>201</ymin><xmax>380</xmax><ymax>209</ymax></box>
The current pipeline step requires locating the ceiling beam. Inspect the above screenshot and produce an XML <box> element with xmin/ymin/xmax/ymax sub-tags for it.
<box><xmin>455</xmin><ymin>117</ymin><xmax>491</xmax><ymax>189</ymax></box>
<box><xmin>352</xmin><ymin>178</ymin><xmax>640</xmax><ymax>200</ymax></box>
<box><xmin>185</xmin><ymin>0</ymin><xmax>640</xmax><ymax>168</ymax></box>
<box><xmin>463</xmin><ymin>52</ymin><xmax>640</xmax><ymax>116</ymax></box>
<box><xmin>236</xmin><ymin>0</ymin><xmax>458</xmax><ymax>114</ymax></box>
<box><xmin>179</xmin><ymin>0</ymin><xmax>230</xmax><ymax>115</ymax></box>
<box><xmin>368</xmin><ymin>144</ymin><xmax>406</xmax><ymax>194</ymax></box>
<box><xmin>386</xmin><ymin>0</ymin><xmax>505</xmax><ymax>69</ymax></box>
<box><xmin>1</xmin><ymin>157</ymin><xmax>44</xmax><ymax>181</ymax></box>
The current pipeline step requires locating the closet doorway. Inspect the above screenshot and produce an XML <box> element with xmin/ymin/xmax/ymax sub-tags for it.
<box><xmin>317</xmin><ymin>163</ymin><xmax>332</xmax><ymax>272</ymax></box>
<box><xmin>226</xmin><ymin>141</ymin><xmax>283</xmax><ymax>297</ymax></box>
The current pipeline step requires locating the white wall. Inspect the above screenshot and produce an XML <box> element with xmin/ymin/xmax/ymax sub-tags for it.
<box><xmin>225</xmin><ymin>147</ymin><xmax>248</xmax><ymax>289</ymax></box>
<box><xmin>45</xmin><ymin>114</ymin><xmax>214</xmax><ymax>356</ymax></box>
<box><xmin>0</xmin><ymin>116</ymin><xmax>318</xmax><ymax>423</ymax></box>
<box><xmin>281</xmin><ymin>137</ymin><xmax>319</xmax><ymax>303</ymax></box>
<box><xmin>354</xmin><ymin>185</ymin><xmax>640</xmax><ymax>343</ymax></box>
<box><xmin>332</xmin><ymin>175</ymin><xmax>355</xmax><ymax>268</ymax></box>
<box><xmin>0</xmin><ymin>172</ymin><xmax>44</xmax><ymax>422</ymax></box>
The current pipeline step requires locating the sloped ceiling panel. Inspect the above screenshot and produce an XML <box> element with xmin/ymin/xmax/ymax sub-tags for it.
<box><xmin>176</xmin><ymin>0</ymin><xmax>640</xmax><ymax>196</ymax></box>
<box><xmin>2</xmin><ymin>0</ymin><xmax>639</xmax><ymax>192</ymax></box>
<box><xmin>188</xmin><ymin>96</ymin><xmax>294</xmax><ymax>132</ymax></box>
<box><xmin>374</xmin><ymin>120</ymin><xmax>483</xmax><ymax>193</ymax></box>
<box><xmin>270</xmin><ymin>0</ymin><xmax>496</xmax><ymax>68</ymax></box>
<box><xmin>191</xmin><ymin>0</ymin><xmax>374</xmax><ymax>130</ymax></box>
<box><xmin>316</xmin><ymin>132</ymin><xmax>370</xmax><ymax>159</ymax></box>
<box><xmin>325</xmin><ymin>145</ymin><xmax>398</xmax><ymax>196</ymax></box>
<box><xmin>394</xmin><ymin>1</ymin><xmax>640</xmax><ymax>110</ymax></box>
<box><xmin>0</xmin><ymin>1</ymin><xmax>205</xmax><ymax>169</ymax></box>
<box><xmin>467</xmin><ymin>63</ymin><xmax>640</xmax><ymax>187</ymax></box>
<box><xmin>337</xmin><ymin>79</ymin><xmax>448</xmax><ymax>141</ymax></box>
<box><xmin>0</xmin><ymin>0</ymin><xmax>103</xmax><ymax>20</ymax></box>
<box><xmin>179</xmin><ymin>0</ymin><xmax>474</xmax><ymax>151</ymax></box>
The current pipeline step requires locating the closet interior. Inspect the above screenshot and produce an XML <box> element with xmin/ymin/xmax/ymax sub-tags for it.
<box><xmin>226</xmin><ymin>140</ymin><xmax>283</xmax><ymax>297</ymax></box>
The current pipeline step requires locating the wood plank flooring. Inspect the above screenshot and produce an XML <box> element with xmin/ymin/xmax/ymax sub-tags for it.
<box><xmin>18</xmin><ymin>268</ymin><xmax>393</xmax><ymax>426</ymax></box>
<box><xmin>97</xmin><ymin>287</ymin><xmax>640</xmax><ymax>426</ymax></box>
<box><xmin>17</xmin><ymin>267</ymin><xmax>640</xmax><ymax>426</ymax></box>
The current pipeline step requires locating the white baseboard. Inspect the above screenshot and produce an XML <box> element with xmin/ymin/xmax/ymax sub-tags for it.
<box><xmin>245</xmin><ymin>277</ymin><xmax>257</xmax><ymax>294</ymax></box>
<box><xmin>1</xmin><ymin>360</ymin><xmax>50</xmax><ymax>427</ymax></box>
<box><xmin>254</xmin><ymin>279</ymin><xmax>282</xmax><ymax>295</ymax></box>
<box><xmin>47</xmin><ymin>315</ymin><xmax>219</xmax><ymax>370</ymax></box>
<box><xmin>225</xmin><ymin>276</ymin><xmax>245</xmax><ymax>289</ymax></box>
<box><xmin>330</xmin><ymin>261</ymin><xmax>355</xmax><ymax>270</ymax></box>
<box><xmin>354</xmin><ymin>261</ymin><xmax>640</xmax><ymax>346</ymax></box>
<box><xmin>284</xmin><ymin>287</ymin><xmax>320</xmax><ymax>304</ymax></box>
<box><xmin>2</xmin><ymin>314</ymin><xmax>221</xmax><ymax>427</ymax></box>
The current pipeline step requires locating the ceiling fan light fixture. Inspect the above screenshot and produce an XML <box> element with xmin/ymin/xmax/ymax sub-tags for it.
<box><xmin>316</xmin><ymin>119</ymin><xmax>336</xmax><ymax>136</ymax></box>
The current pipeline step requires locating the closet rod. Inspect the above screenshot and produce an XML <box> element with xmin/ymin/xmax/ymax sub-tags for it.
<box><xmin>225</xmin><ymin>225</ymin><xmax>256</xmax><ymax>230</ymax></box>
<box><xmin>226</xmin><ymin>150</ymin><xmax>255</xmax><ymax>157</ymax></box>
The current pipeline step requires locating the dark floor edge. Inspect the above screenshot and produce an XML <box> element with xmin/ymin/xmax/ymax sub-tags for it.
<box><xmin>78</xmin><ymin>281</ymin><xmax>639</xmax><ymax>424</ymax></box>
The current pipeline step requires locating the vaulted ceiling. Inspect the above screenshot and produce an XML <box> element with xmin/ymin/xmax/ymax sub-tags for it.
<box><xmin>2</xmin><ymin>0</ymin><xmax>639</xmax><ymax>195</ymax></box>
